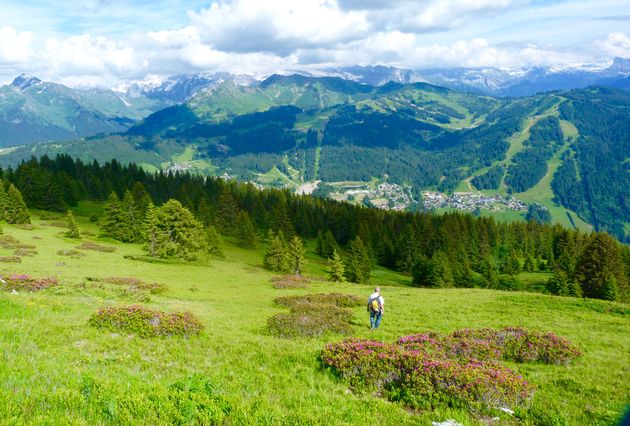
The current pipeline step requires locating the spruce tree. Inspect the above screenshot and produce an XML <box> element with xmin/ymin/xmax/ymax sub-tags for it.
<box><xmin>101</xmin><ymin>192</ymin><xmax>126</xmax><ymax>240</ymax></box>
<box><xmin>288</xmin><ymin>236</ymin><xmax>306</xmax><ymax>277</ymax></box>
<box><xmin>5</xmin><ymin>184</ymin><xmax>31</xmax><ymax>224</ymax></box>
<box><xmin>602</xmin><ymin>277</ymin><xmax>618</xmax><ymax>301</ymax></box>
<box><xmin>64</xmin><ymin>211</ymin><xmax>80</xmax><ymax>239</ymax></box>
<box><xmin>321</xmin><ymin>230</ymin><xmax>337</xmax><ymax>259</ymax></box>
<box><xmin>206</xmin><ymin>225</ymin><xmax>224</xmax><ymax>258</ymax></box>
<box><xmin>576</xmin><ymin>232</ymin><xmax>627</xmax><ymax>299</ymax></box>
<box><xmin>263</xmin><ymin>230</ymin><xmax>289</xmax><ymax>272</ymax></box>
<box><xmin>345</xmin><ymin>236</ymin><xmax>372</xmax><ymax>284</ymax></box>
<box><xmin>546</xmin><ymin>270</ymin><xmax>569</xmax><ymax>296</ymax></box>
<box><xmin>144</xmin><ymin>199</ymin><xmax>204</xmax><ymax>259</ymax></box>
<box><xmin>144</xmin><ymin>203</ymin><xmax>160</xmax><ymax>258</ymax></box>
<box><xmin>121</xmin><ymin>190</ymin><xmax>143</xmax><ymax>243</ymax></box>
<box><xmin>216</xmin><ymin>191</ymin><xmax>239</xmax><ymax>236</ymax></box>
<box><xmin>328</xmin><ymin>249</ymin><xmax>346</xmax><ymax>283</ymax></box>
<box><xmin>235</xmin><ymin>210</ymin><xmax>257</xmax><ymax>248</ymax></box>
<box><xmin>567</xmin><ymin>279</ymin><xmax>583</xmax><ymax>298</ymax></box>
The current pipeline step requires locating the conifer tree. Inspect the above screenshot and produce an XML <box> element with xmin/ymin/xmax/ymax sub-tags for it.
<box><xmin>235</xmin><ymin>210</ymin><xmax>257</xmax><ymax>248</ymax></box>
<box><xmin>144</xmin><ymin>203</ymin><xmax>160</xmax><ymax>258</ymax></box>
<box><xmin>121</xmin><ymin>190</ymin><xmax>143</xmax><ymax>243</ymax></box>
<box><xmin>576</xmin><ymin>232</ymin><xmax>627</xmax><ymax>299</ymax></box>
<box><xmin>206</xmin><ymin>225</ymin><xmax>224</xmax><ymax>258</ymax></box>
<box><xmin>146</xmin><ymin>199</ymin><xmax>204</xmax><ymax>259</ymax></box>
<box><xmin>345</xmin><ymin>236</ymin><xmax>372</xmax><ymax>283</ymax></box>
<box><xmin>64</xmin><ymin>211</ymin><xmax>80</xmax><ymax>239</ymax></box>
<box><xmin>523</xmin><ymin>255</ymin><xmax>536</xmax><ymax>272</ymax></box>
<box><xmin>5</xmin><ymin>184</ymin><xmax>31</xmax><ymax>224</ymax></box>
<box><xmin>328</xmin><ymin>249</ymin><xmax>346</xmax><ymax>283</ymax></box>
<box><xmin>546</xmin><ymin>270</ymin><xmax>569</xmax><ymax>296</ymax></box>
<box><xmin>602</xmin><ymin>277</ymin><xmax>618</xmax><ymax>301</ymax></box>
<box><xmin>0</xmin><ymin>181</ymin><xmax>7</xmax><ymax>222</ymax></box>
<box><xmin>263</xmin><ymin>230</ymin><xmax>289</xmax><ymax>272</ymax></box>
<box><xmin>288</xmin><ymin>235</ymin><xmax>306</xmax><ymax>277</ymax></box>
<box><xmin>216</xmin><ymin>191</ymin><xmax>239</xmax><ymax>236</ymax></box>
<box><xmin>101</xmin><ymin>192</ymin><xmax>126</xmax><ymax>240</ymax></box>
<box><xmin>567</xmin><ymin>279</ymin><xmax>582</xmax><ymax>298</ymax></box>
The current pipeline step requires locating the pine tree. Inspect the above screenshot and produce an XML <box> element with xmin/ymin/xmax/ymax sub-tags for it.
<box><xmin>216</xmin><ymin>191</ymin><xmax>239</xmax><ymax>236</ymax></box>
<box><xmin>345</xmin><ymin>236</ymin><xmax>372</xmax><ymax>284</ymax></box>
<box><xmin>602</xmin><ymin>277</ymin><xmax>618</xmax><ymax>301</ymax></box>
<box><xmin>288</xmin><ymin>235</ymin><xmax>306</xmax><ymax>277</ymax></box>
<box><xmin>523</xmin><ymin>256</ymin><xmax>536</xmax><ymax>272</ymax></box>
<box><xmin>121</xmin><ymin>190</ymin><xmax>143</xmax><ymax>243</ymax></box>
<box><xmin>321</xmin><ymin>230</ymin><xmax>337</xmax><ymax>259</ymax></box>
<box><xmin>101</xmin><ymin>192</ymin><xmax>126</xmax><ymax>240</ymax></box>
<box><xmin>263</xmin><ymin>230</ymin><xmax>289</xmax><ymax>272</ymax></box>
<box><xmin>328</xmin><ymin>249</ymin><xmax>346</xmax><ymax>283</ymax></box>
<box><xmin>576</xmin><ymin>232</ymin><xmax>627</xmax><ymax>299</ymax></box>
<box><xmin>235</xmin><ymin>210</ymin><xmax>257</xmax><ymax>248</ymax></box>
<box><xmin>567</xmin><ymin>279</ymin><xmax>582</xmax><ymax>298</ymax></box>
<box><xmin>546</xmin><ymin>270</ymin><xmax>569</xmax><ymax>296</ymax></box>
<box><xmin>64</xmin><ymin>211</ymin><xmax>80</xmax><ymax>239</ymax></box>
<box><xmin>5</xmin><ymin>184</ymin><xmax>31</xmax><ymax>224</ymax></box>
<box><xmin>206</xmin><ymin>225</ymin><xmax>224</xmax><ymax>258</ymax></box>
<box><xmin>144</xmin><ymin>203</ymin><xmax>160</xmax><ymax>258</ymax></box>
<box><xmin>144</xmin><ymin>199</ymin><xmax>204</xmax><ymax>259</ymax></box>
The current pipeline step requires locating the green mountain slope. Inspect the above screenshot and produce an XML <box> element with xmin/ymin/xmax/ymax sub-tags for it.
<box><xmin>0</xmin><ymin>75</ymin><xmax>165</xmax><ymax>146</ymax></box>
<box><xmin>1</xmin><ymin>77</ymin><xmax>628</xmax><ymax>241</ymax></box>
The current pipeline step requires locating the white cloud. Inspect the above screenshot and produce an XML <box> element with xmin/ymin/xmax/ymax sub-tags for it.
<box><xmin>594</xmin><ymin>32</ymin><xmax>630</xmax><ymax>58</ymax></box>
<box><xmin>0</xmin><ymin>0</ymin><xmax>629</xmax><ymax>87</ymax></box>
<box><xmin>0</xmin><ymin>27</ymin><xmax>34</xmax><ymax>63</ymax></box>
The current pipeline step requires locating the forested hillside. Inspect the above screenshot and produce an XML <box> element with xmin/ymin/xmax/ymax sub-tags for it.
<box><xmin>0</xmin><ymin>78</ymin><xmax>628</xmax><ymax>242</ymax></box>
<box><xmin>2</xmin><ymin>155</ymin><xmax>628</xmax><ymax>302</ymax></box>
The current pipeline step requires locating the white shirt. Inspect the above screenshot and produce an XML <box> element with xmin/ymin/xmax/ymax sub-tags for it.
<box><xmin>368</xmin><ymin>292</ymin><xmax>384</xmax><ymax>307</ymax></box>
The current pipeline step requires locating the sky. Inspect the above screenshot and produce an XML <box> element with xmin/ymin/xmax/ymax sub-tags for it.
<box><xmin>1</xmin><ymin>0</ymin><xmax>629</xmax><ymax>87</ymax></box>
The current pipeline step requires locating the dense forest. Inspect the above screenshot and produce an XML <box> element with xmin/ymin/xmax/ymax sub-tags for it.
<box><xmin>2</xmin><ymin>154</ymin><xmax>628</xmax><ymax>302</ymax></box>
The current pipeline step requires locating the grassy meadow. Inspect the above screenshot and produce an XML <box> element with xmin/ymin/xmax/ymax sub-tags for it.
<box><xmin>0</xmin><ymin>204</ymin><xmax>628</xmax><ymax>425</ymax></box>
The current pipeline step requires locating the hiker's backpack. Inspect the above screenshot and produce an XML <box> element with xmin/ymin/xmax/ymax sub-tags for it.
<box><xmin>370</xmin><ymin>297</ymin><xmax>381</xmax><ymax>313</ymax></box>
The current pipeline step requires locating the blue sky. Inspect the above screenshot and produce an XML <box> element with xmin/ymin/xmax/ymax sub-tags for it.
<box><xmin>1</xmin><ymin>0</ymin><xmax>629</xmax><ymax>87</ymax></box>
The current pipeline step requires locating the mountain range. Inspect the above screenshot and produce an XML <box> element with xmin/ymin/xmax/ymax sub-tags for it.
<box><xmin>1</xmin><ymin>71</ymin><xmax>628</xmax><ymax>243</ymax></box>
<box><xmin>1</xmin><ymin>58</ymin><xmax>629</xmax><ymax>146</ymax></box>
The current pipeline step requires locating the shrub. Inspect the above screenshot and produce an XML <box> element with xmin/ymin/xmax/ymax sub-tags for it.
<box><xmin>270</xmin><ymin>275</ymin><xmax>310</xmax><ymax>289</ymax></box>
<box><xmin>0</xmin><ymin>256</ymin><xmax>21</xmax><ymax>263</ymax></box>
<box><xmin>57</xmin><ymin>249</ymin><xmax>86</xmax><ymax>258</ymax></box>
<box><xmin>0</xmin><ymin>274</ymin><xmax>59</xmax><ymax>291</ymax></box>
<box><xmin>92</xmin><ymin>276</ymin><xmax>168</xmax><ymax>294</ymax></box>
<box><xmin>0</xmin><ymin>235</ymin><xmax>21</xmax><ymax>249</ymax></box>
<box><xmin>268</xmin><ymin>306</ymin><xmax>353</xmax><ymax>338</ymax></box>
<box><xmin>274</xmin><ymin>293</ymin><xmax>362</xmax><ymax>309</ymax></box>
<box><xmin>89</xmin><ymin>305</ymin><xmax>203</xmax><ymax>337</ymax></box>
<box><xmin>322</xmin><ymin>327</ymin><xmax>581</xmax><ymax>414</ymax></box>
<box><xmin>13</xmin><ymin>248</ymin><xmax>37</xmax><ymax>257</ymax></box>
<box><xmin>77</xmin><ymin>242</ymin><xmax>116</xmax><ymax>253</ymax></box>
<box><xmin>268</xmin><ymin>293</ymin><xmax>361</xmax><ymax>338</ymax></box>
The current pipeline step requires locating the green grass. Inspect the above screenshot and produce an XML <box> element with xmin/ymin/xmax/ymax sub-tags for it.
<box><xmin>0</xmin><ymin>210</ymin><xmax>628</xmax><ymax>425</ymax></box>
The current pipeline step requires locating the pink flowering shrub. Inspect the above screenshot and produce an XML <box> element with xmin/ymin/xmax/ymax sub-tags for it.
<box><xmin>89</xmin><ymin>305</ymin><xmax>204</xmax><ymax>337</ymax></box>
<box><xmin>0</xmin><ymin>274</ymin><xmax>59</xmax><ymax>292</ymax></box>
<box><xmin>87</xmin><ymin>276</ymin><xmax>167</xmax><ymax>294</ymax></box>
<box><xmin>398</xmin><ymin>327</ymin><xmax>581</xmax><ymax>365</ymax></box>
<box><xmin>322</xmin><ymin>327</ymin><xmax>580</xmax><ymax>413</ymax></box>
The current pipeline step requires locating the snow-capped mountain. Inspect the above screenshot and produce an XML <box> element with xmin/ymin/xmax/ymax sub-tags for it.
<box><xmin>115</xmin><ymin>72</ymin><xmax>258</xmax><ymax>103</ymax></box>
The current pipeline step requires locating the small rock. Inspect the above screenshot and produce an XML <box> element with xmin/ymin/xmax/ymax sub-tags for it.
<box><xmin>500</xmin><ymin>407</ymin><xmax>515</xmax><ymax>415</ymax></box>
<box><xmin>432</xmin><ymin>420</ymin><xmax>463</xmax><ymax>426</ymax></box>
<box><xmin>10</xmin><ymin>289</ymin><xmax>18</xmax><ymax>295</ymax></box>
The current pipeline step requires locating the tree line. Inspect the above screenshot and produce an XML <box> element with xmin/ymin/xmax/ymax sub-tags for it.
<box><xmin>2</xmin><ymin>155</ymin><xmax>628</xmax><ymax>301</ymax></box>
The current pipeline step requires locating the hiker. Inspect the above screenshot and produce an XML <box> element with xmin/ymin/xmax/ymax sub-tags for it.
<box><xmin>367</xmin><ymin>287</ymin><xmax>384</xmax><ymax>329</ymax></box>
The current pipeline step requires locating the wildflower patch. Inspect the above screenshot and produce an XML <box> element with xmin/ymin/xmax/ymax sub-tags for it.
<box><xmin>271</xmin><ymin>275</ymin><xmax>310</xmax><ymax>289</ymax></box>
<box><xmin>77</xmin><ymin>242</ymin><xmax>116</xmax><ymax>253</ymax></box>
<box><xmin>89</xmin><ymin>305</ymin><xmax>204</xmax><ymax>337</ymax></box>
<box><xmin>86</xmin><ymin>276</ymin><xmax>167</xmax><ymax>294</ymax></box>
<box><xmin>322</xmin><ymin>328</ymin><xmax>581</xmax><ymax>414</ymax></box>
<box><xmin>0</xmin><ymin>274</ymin><xmax>59</xmax><ymax>292</ymax></box>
